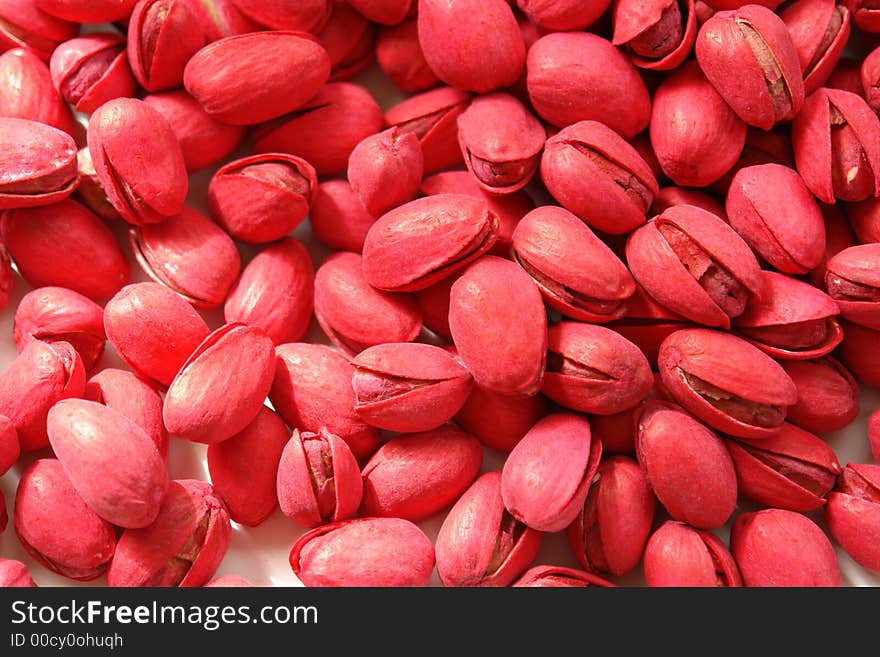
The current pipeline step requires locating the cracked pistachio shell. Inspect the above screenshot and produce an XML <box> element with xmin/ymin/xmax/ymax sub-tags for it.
<box><xmin>50</xmin><ymin>34</ymin><xmax>136</xmax><ymax>115</ymax></box>
<box><xmin>781</xmin><ymin>0</ymin><xmax>850</xmax><ymax>95</ymax></box>
<box><xmin>0</xmin><ymin>0</ymin><xmax>78</xmax><ymax>61</ymax></box>
<box><xmin>780</xmin><ymin>357</ymin><xmax>859</xmax><ymax>434</ymax></box>
<box><xmin>318</xmin><ymin>0</ymin><xmax>376</xmax><ymax>82</ymax></box>
<box><xmin>613</xmin><ymin>0</ymin><xmax>698</xmax><ymax>71</ymax></box>
<box><xmin>348</xmin><ymin>127</ymin><xmax>424</xmax><ymax>217</ymax></box>
<box><xmin>825</xmin><ymin>244</ymin><xmax>880</xmax><ymax>330</ymax></box>
<box><xmin>643</xmin><ymin>520</ymin><xmax>742</xmax><ymax>587</ymax></box>
<box><xmin>517</xmin><ymin>0</ymin><xmax>610</xmax><ymax>31</ymax></box>
<box><xmin>825</xmin><ymin>463</ymin><xmax>880</xmax><ymax>573</ymax></box>
<box><xmin>0</xmin><ymin>48</ymin><xmax>77</xmax><ymax>137</ymax></box>
<box><xmin>513</xmin><ymin>565</ymin><xmax>614</xmax><ymax>588</ymax></box>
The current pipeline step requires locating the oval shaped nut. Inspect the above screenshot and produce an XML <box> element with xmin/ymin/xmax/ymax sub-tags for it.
<box><xmin>348</xmin><ymin>127</ymin><xmax>424</xmax><ymax>217</ymax></box>
<box><xmin>229</xmin><ymin>0</ymin><xmax>331</xmax><ymax>30</ymax></box>
<box><xmin>792</xmin><ymin>88</ymin><xmax>880</xmax><ymax>204</ymax></box>
<box><xmin>276</xmin><ymin>427</ymin><xmax>362</xmax><ymax>529</ymax></box>
<box><xmin>450</xmin><ymin>256</ymin><xmax>547</xmax><ymax>395</ymax></box>
<box><xmin>209</xmin><ymin>153</ymin><xmax>317</xmax><ymax>244</ymax></box>
<box><xmin>734</xmin><ymin>271</ymin><xmax>842</xmax><ymax>360</ymax></box>
<box><xmin>36</xmin><ymin>0</ymin><xmax>138</xmax><ymax>23</ymax></box>
<box><xmin>781</xmin><ymin>356</ymin><xmax>859</xmax><ymax>434</ymax></box>
<box><xmin>271</xmin><ymin>343</ymin><xmax>380</xmax><ymax>460</ymax></box>
<box><xmin>361</xmin><ymin>425</ymin><xmax>482</xmax><ymax>522</ymax></box>
<box><xmin>839</xmin><ymin>320</ymin><xmax>880</xmax><ymax>388</ymax></box>
<box><xmin>310</xmin><ymin>180</ymin><xmax>377</xmax><ymax>253</ymax></box>
<box><xmin>0</xmin><ymin>559</ymin><xmax>36</xmax><ymax>587</ymax></box>
<box><xmin>567</xmin><ymin>455</ymin><xmax>655</xmax><ymax>577</ymax></box>
<box><xmin>726</xmin><ymin>422</ymin><xmax>841</xmax><ymax>512</ymax></box>
<box><xmin>455</xmin><ymin>384</ymin><xmax>547</xmax><ymax>453</ymax></box>
<box><xmin>659</xmin><ymin>328</ymin><xmax>798</xmax><ymax>438</ymax></box>
<box><xmin>625</xmin><ymin>205</ymin><xmax>764</xmax><ymax>329</ymax></box>
<box><xmin>826</xmin><ymin>244</ymin><xmax>880</xmax><ymax>330</ymax></box>
<box><xmin>825</xmin><ymin>463</ymin><xmax>880</xmax><ymax>573</ymax></box>
<box><xmin>456</xmin><ymin>93</ymin><xmax>545</xmax><ymax>195</ymax></box>
<box><xmin>47</xmin><ymin>399</ymin><xmax>167</xmax><ymax>528</ymax></box>
<box><xmin>353</xmin><ymin>343</ymin><xmax>473</xmax><ymax>433</ymax></box>
<box><xmin>164</xmin><ymin>323</ymin><xmax>276</xmax><ymax>445</ymax></box>
<box><xmin>85</xmin><ymin>368</ymin><xmax>167</xmax><ymax>460</ymax></box>
<box><xmin>289</xmin><ymin>517</ymin><xmax>435</xmax><ymax>587</ymax></box>
<box><xmin>502</xmin><ymin>413</ymin><xmax>602</xmax><ymax>533</ymax></box>
<box><xmin>637</xmin><ymin>401</ymin><xmax>737</xmax><ymax>529</ymax></box>
<box><xmin>314</xmin><ymin>252</ymin><xmax>421</xmax><ymax>355</ymax></box>
<box><xmin>0</xmin><ymin>340</ymin><xmax>85</xmax><ymax>453</ymax></box>
<box><xmin>650</xmin><ymin>62</ymin><xmax>747</xmax><ymax>187</ymax></box>
<box><xmin>14</xmin><ymin>459</ymin><xmax>117</xmax><ymax>581</ymax></box>
<box><xmin>317</xmin><ymin>0</ymin><xmax>376</xmax><ymax>82</ymax></box>
<box><xmin>87</xmin><ymin>98</ymin><xmax>188</xmax><ymax>226</ymax></box>
<box><xmin>516</xmin><ymin>0</ymin><xmax>610</xmax><ymax>31</ymax></box>
<box><xmin>643</xmin><ymin>520</ymin><xmax>742</xmax><ymax>587</ymax></box>
<box><xmin>224</xmin><ymin>238</ymin><xmax>314</xmax><ymax>346</ymax></box>
<box><xmin>49</xmin><ymin>33</ymin><xmax>136</xmax><ymax>114</ymax></box>
<box><xmin>14</xmin><ymin>286</ymin><xmax>106</xmax><ymax>370</ymax></box>
<box><xmin>131</xmin><ymin>206</ymin><xmax>241</xmax><ymax>309</ymax></box>
<box><xmin>207</xmin><ymin>406</ymin><xmax>290</xmax><ymax>527</ymax></box>
<box><xmin>781</xmin><ymin>0</ymin><xmax>850</xmax><ymax>95</ymax></box>
<box><xmin>0</xmin><ymin>48</ymin><xmax>77</xmax><ymax>137</ymax></box>
<box><xmin>0</xmin><ymin>117</ymin><xmax>78</xmax><ymax>209</ymax></box>
<box><xmin>541</xmin><ymin>120</ymin><xmax>658</xmax><ymax>235</ymax></box>
<box><xmin>362</xmin><ymin>194</ymin><xmax>499</xmax><ymax>293</ymax></box>
<box><xmin>108</xmin><ymin>480</ymin><xmax>231</xmax><ymax>587</ymax></box>
<box><xmin>376</xmin><ymin>17</ymin><xmax>438</xmax><ymax>93</ymax></box>
<box><xmin>184</xmin><ymin>31</ymin><xmax>330</xmax><ymax>126</ymax></box>
<box><xmin>527</xmin><ymin>32</ymin><xmax>651</xmax><ymax>137</ymax></box>
<box><xmin>732</xmin><ymin>508</ymin><xmax>841</xmax><ymax>586</ymax></box>
<box><xmin>104</xmin><ymin>283</ymin><xmax>210</xmax><ymax>387</ymax></box>
<box><xmin>613</xmin><ymin>0</ymin><xmax>697</xmax><ymax>70</ymax></box>
<box><xmin>513</xmin><ymin>565</ymin><xmax>614</xmax><ymax>588</ymax></box>
<box><xmin>696</xmin><ymin>5</ymin><xmax>804</xmax><ymax>129</ymax></box>
<box><xmin>542</xmin><ymin>322</ymin><xmax>653</xmax><ymax>415</ymax></box>
<box><xmin>436</xmin><ymin>471</ymin><xmax>542</xmax><ymax>587</ymax></box>
<box><xmin>0</xmin><ymin>415</ymin><xmax>18</xmax><ymax>475</ymax></box>
<box><xmin>0</xmin><ymin>0</ymin><xmax>78</xmax><ymax>61</ymax></box>
<box><xmin>347</xmin><ymin>0</ymin><xmax>411</xmax><ymax>26</ymax></box>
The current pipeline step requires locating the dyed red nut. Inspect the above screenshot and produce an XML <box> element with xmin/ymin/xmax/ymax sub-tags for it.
<box><xmin>526</xmin><ymin>32</ymin><xmax>651</xmax><ymax>138</ymax></box>
<box><xmin>271</xmin><ymin>343</ymin><xmax>380</xmax><ymax>459</ymax></box>
<box><xmin>512</xmin><ymin>565</ymin><xmax>614</xmax><ymax>588</ymax></box>
<box><xmin>2</xmin><ymin>201</ymin><xmax>129</xmax><ymax>301</ymax></box>
<box><xmin>14</xmin><ymin>459</ymin><xmax>117</xmax><ymax>581</ymax></box>
<box><xmin>727</xmin><ymin>422</ymin><xmax>840</xmax><ymax>512</ymax></box>
<box><xmin>781</xmin><ymin>0</ymin><xmax>850</xmax><ymax>95</ymax></box>
<box><xmin>543</xmin><ymin>322</ymin><xmax>653</xmax><ymax>415</ymax></box>
<box><xmin>839</xmin><ymin>320</ymin><xmax>880</xmax><ymax>388</ymax></box>
<box><xmin>289</xmin><ymin>517</ymin><xmax>435</xmax><ymax>587</ymax></box>
<box><xmin>852</xmin><ymin>0</ymin><xmax>880</xmax><ymax>32</ymax></box>
<box><xmin>255</xmin><ymin>83</ymin><xmax>382</xmax><ymax>176</ymax></box>
<box><xmin>353</xmin><ymin>343</ymin><xmax>473</xmax><ymax>433</ymax></box>
<box><xmin>418</xmin><ymin>0</ymin><xmax>523</xmax><ymax>93</ymax></box>
<box><xmin>208</xmin><ymin>406</ymin><xmax>290</xmax><ymax>527</ymax></box>
<box><xmin>14</xmin><ymin>287</ymin><xmax>105</xmax><ymax>370</ymax></box>
<box><xmin>48</xmin><ymin>399</ymin><xmax>167</xmax><ymax>528</ymax></box>
<box><xmin>205</xmin><ymin>575</ymin><xmax>252</xmax><ymax>587</ymax></box>
<box><xmin>652</xmin><ymin>187</ymin><xmax>727</xmax><ymax>220</ymax></box>
<box><xmin>87</xmin><ymin>98</ymin><xmax>188</xmax><ymax>226</ymax></box>
<box><xmin>348</xmin><ymin>0</ymin><xmax>412</xmax><ymax>24</ymax></box>
<box><xmin>131</xmin><ymin>206</ymin><xmax>241</xmax><ymax>309</ymax></box>
<box><xmin>318</xmin><ymin>0</ymin><xmax>375</xmax><ymax>81</ymax></box>
<box><xmin>190</xmin><ymin>0</ymin><xmax>258</xmax><ymax>41</ymax></box>
<box><xmin>456</xmin><ymin>93</ymin><xmax>544</xmax><ymax>195</ymax></box>
<box><xmin>712</xmin><ymin>125</ymin><xmax>795</xmax><ymax>193</ymax></box>
<box><xmin>455</xmin><ymin>385</ymin><xmax>547</xmax><ymax>453</ymax></box>
<box><xmin>658</xmin><ymin>329</ymin><xmax>798</xmax><ymax>438</ymax></box>
<box><xmin>209</xmin><ymin>153</ymin><xmax>317</xmax><ymax>243</ymax></box>
<box><xmin>449</xmin><ymin>256</ymin><xmax>546</xmax><ymax>395</ymax></box>
<box><xmin>314</xmin><ymin>252</ymin><xmax>421</xmax><ymax>355</ymax></box>
<box><xmin>348</xmin><ymin>127</ymin><xmax>424</xmax><ymax>217</ymax></box>
<box><xmin>50</xmin><ymin>34</ymin><xmax>136</xmax><ymax>115</ymax></box>
<box><xmin>516</xmin><ymin>0</ymin><xmax>610</xmax><ymax>31</ymax></box>
<box><xmin>731</xmin><ymin>508</ymin><xmax>841</xmax><ymax>586</ymax></box>
<box><xmin>502</xmin><ymin>413</ymin><xmax>602</xmax><ymax>533</ymax></box>
<box><xmin>626</xmin><ymin>205</ymin><xmax>763</xmax><ymax>329</ymax></box>
<box><xmin>362</xmin><ymin>194</ymin><xmax>499</xmax><ymax>293</ymax></box>
<box><xmin>436</xmin><ymin>472</ymin><xmax>542</xmax><ymax>587</ymax></box>
<box><xmin>164</xmin><ymin>323</ymin><xmax>276</xmax><ymax>445</ymax></box>
<box><xmin>310</xmin><ymin>181</ymin><xmax>377</xmax><ymax>253</ymax></box>
<box><xmin>613</xmin><ymin>0</ymin><xmax>697</xmax><ymax>70</ymax></box>
<box><xmin>695</xmin><ymin>5</ymin><xmax>804</xmax><ymax>129</ymax></box>
<box><xmin>0</xmin><ymin>49</ymin><xmax>76</xmax><ymax>137</ymax></box>
<box><xmin>229</xmin><ymin>0</ymin><xmax>331</xmax><ymax>31</ymax></box>
<box><xmin>726</xmin><ymin>164</ymin><xmax>826</xmax><ymax>274</ymax></box>
<box><xmin>385</xmin><ymin>86</ymin><xmax>471</xmax><ymax>174</ymax></box>
<box><xmin>825</xmin><ymin>244</ymin><xmax>880</xmax><ymax>329</ymax></box>
<box><xmin>108</xmin><ymin>480</ymin><xmax>231</xmax><ymax>588</ymax></box>
<box><xmin>781</xmin><ymin>357</ymin><xmax>859</xmax><ymax>433</ymax></box>
<box><xmin>0</xmin><ymin>415</ymin><xmax>17</xmax><ymax>475</ymax></box>
<box><xmin>643</xmin><ymin>520</ymin><xmax>742</xmax><ymax>587</ymax></box>
<box><xmin>826</xmin><ymin>464</ymin><xmax>880</xmax><ymax>572</ymax></box>
<box><xmin>0</xmin><ymin>118</ymin><xmax>78</xmax><ymax>210</ymax></box>
<box><xmin>512</xmin><ymin>206</ymin><xmax>636</xmax><ymax>323</ymax></box>
<box><xmin>848</xmin><ymin>197</ymin><xmax>880</xmax><ymax>244</ymax></box>
<box><xmin>224</xmin><ymin>238</ymin><xmax>315</xmax><ymax>346</ymax></box>
<box><xmin>104</xmin><ymin>283</ymin><xmax>210</xmax><ymax>387</ymax></box>
<box><xmin>0</xmin><ymin>341</ymin><xmax>84</xmax><ymax>453</ymax></box>
<box><xmin>143</xmin><ymin>91</ymin><xmax>245</xmax><ymax>173</ymax></box>
<box><xmin>0</xmin><ymin>559</ymin><xmax>36</xmax><ymax>587</ymax></box>
<box><xmin>650</xmin><ymin>62</ymin><xmax>747</xmax><ymax>187</ymax></box>
<box><xmin>567</xmin><ymin>456</ymin><xmax>655</xmax><ymax>577</ymax></box>
<box><xmin>589</xmin><ymin>373</ymin><xmax>672</xmax><ymax>454</ymax></box>
<box><xmin>733</xmin><ymin>271</ymin><xmax>842</xmax><ymax>360</ymax></box>
<box><xmin>863</xmin><ymin>46</ymin><xmax>880</xmax><ymax>112</ymax></box>
<box><xmin>85</xmin><ymin>369</ymin><xmax>167</xmax><ymax>460</ymax></box>
<box><xmin>376</xmin><ymin>18</ymin><xmax>439</xmax><ymax>93</ymax></box>
<box><xmin>637</xmin><ymin>401</ymin><xmax>737</xmax><ymax>529</ymax></box>
<box><xmin>541</xmin><ymin>121</ymin><xmax>658</xmax><ymax>236</ymax></box>
<box><xmin>276</xmin><ymin>427</ymin><xmax>362</xmax><ymax>529</ymax></box>
<box><xmin>792</xmin><ymin>88</ymin><xmax>880</xmax><ymax>204</ymax></box>
<box><xmin>184</xmin><ymin>31</ymin><xmax>330</xmax><ymax>126</ymax></box>
<box><xmin>0</xmin><ymin>0</ymin><xmax>78</xmax><ymax>62</ymax></box>
<box><xmin>35</xmin><ymin>0</ymin><xmax>137</xmax><ymax>22</ymax></box>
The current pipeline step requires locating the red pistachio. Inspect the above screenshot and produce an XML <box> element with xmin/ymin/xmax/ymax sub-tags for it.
<box><xmin>781</xmin><ymin>356</ymin><xmax>859</xmax><ymax>434</ymax></box>
<box><xmin>455</xmin><ymin>384</ymin><xmax>548</xmax><ymax>453</ymax></box>
<box><xmin>643</xmin><ymin>520</ymin><xmax>742</xmax><ymax>587</ymax></box>
<box><xmin>589</xmin><ymin>373</ymin><xmax>673</xmax><ymax>454</ymax></box>
<box><xmin>847</xmin><ymin>196</ymin><xmax>880</xmax><ymax>244</ymax></box>
<box><xmin>826</xmin><ymin>463</ymin><xmax>880</xmax><ymax>573</ymax></box>
<box><xmin>609</xmin><ymin>286</ymin><xmax>692</xmax><ymax>368</ymax></box>
<box><xmin>34</xmin><ymin>0</ymin><xmax>137</xmax><ymax>22</ymax></box>
<box><xmin>781</xmin><ymin>0</ymin><xmax>850</xmax><ymax>94</ymax></box>
<box><xmin>50</xmin><ymin>34</ymin><xmax>136</xmax><ymax>115</ymax></box>
<box><xmin>376</xmin><ymin>17</ymin><xmax>438</xmax><ymax>93</ymax></box>
<box><xmin>348</xmin><ymin>127</ymin><xmax>424</xmax><ymax>217</ymax></box>
<box><xmin>0</xmin><ymin>559</ymin><xmax>36</xmax><ymax>587</ymax></box>
<box><xmin>825</xmin><ymin>244</ymin><xmax>880</xmax><ymax>330</ymax></box>
<box><xmin>309</xmin><ymin>181</ymin><xmax>377</xmax><ymax>253</ymax></box>
<box><xmin>0</xmin><ymin>0</ymin><xmax>78</xmax><ymax>62</ymax></box>
<box><xmin>811</xmin><ymin>203</ymin><xmax>856</xmax><ymax>289</ymax></box>
<box><xmin>318</xmin><ymin>0</ymin><xmax>376</xmax><ymax>81</ymax></box>
<box><xmin>613</xmin><ymin>0</ymin><xmax>698</xmax><ymax>70</ymax></box>
<box><xmin>0</xmin><ymin>48</ymin><xmax>76</xmax><ymax>137</ymax></box>
<box><xmin>512</xmin><ymin>565</ymin><xmax>614</xmax><ymax>588</ymax></box>
<box><xmin>839</xmin><ymin>320</ymin><xmax>880</xmax><ymax>388</ymax></box>
<box><xmin>652</xmin><ymin>186</ymin><xmax>727</xmax><ymax>219</ymax></box>
<box><xmin>348</xmin><ymin>0</ymin><xmax>412</xmax><ymax>25</ymax></box>
<box><xmin>229</xmin><ymin>0</ymin><xmax>331</xmax><ymax>31</ymax></box>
